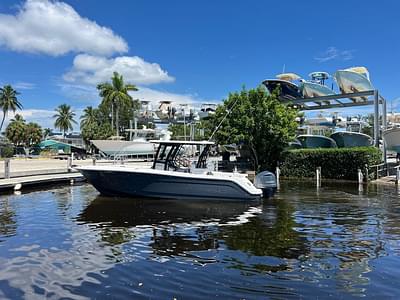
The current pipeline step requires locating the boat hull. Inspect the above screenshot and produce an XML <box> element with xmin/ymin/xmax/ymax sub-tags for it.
<box><xmin>331</xmin><ymin>132</ymin><xmax>372</xmax><ymax>148</ymax></box>
<box><xmin>300</xmin><ymin>82</ymin><xmax>335</xmax><ymax>98</ymax></box>
<box><xmin>77</xmin><ymin>167</ymin><xmax>262</xmax><ymax>201</ymax></box>
<box><xmin>333</xmin><ymin>70</ymin><xmax>373</xmax><ymax>101</ymax></box>
<box><xmin>383</xmin><ymin>128</ymin><xmax>400</xmax><ymax>153</ymax></box>
<box><xmin>297</xmin><ymin>135</ymin><xmax>337</xmax><ymax>148</ymax></box>
<box><xmin>262</xmin><ymin>79</ymin><xmax>302</xmax><ymax>101</ymax></box>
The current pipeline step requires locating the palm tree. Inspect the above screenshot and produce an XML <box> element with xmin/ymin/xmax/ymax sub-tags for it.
<box><xmin>5</xmin><ymin>114</ymin><xmax>26</xmax><ymax>146</ymax></box>
<box><xmin>80</xmin><ymin>106</ymin><xmax>98</xmax><ymax>128</ymax></box>
<box><xmin>43</xmin><ymin>128</ymin><xmax>52</xmax><ymax>140</ymax></box>
<box><xmin>97</xmin><ymin>72</ymin><xmax>138</xmax><ymax>136</ymax></box>
<box><xmin>0</xmin><ymin>85</ymin><xmax>23</xmax><ymax>133</ymax></box>
<box><xmin>53</xmin><ymin>104</ymin><xmax>77</xmax><ymax>137</ymax></box>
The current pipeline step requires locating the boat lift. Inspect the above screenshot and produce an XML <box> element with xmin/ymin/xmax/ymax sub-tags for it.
<box><xmin>285</xmin><ymin>89</ymin><xmax>387</xmax><ymax>161</ymax></box>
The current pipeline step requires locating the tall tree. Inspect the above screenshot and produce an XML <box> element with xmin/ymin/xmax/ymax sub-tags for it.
<box><xmin>43</xmin><ymin>128</ymin><xmax>52</xmax><ymax>140</ymax></box>
<box><xmin>5</xmin><ymin>114</ymin><xmax>26</xmax><ymax>146</ymax></box>
<box><xmin>53</xmin><ymin>104</ymin><xmax>77</xmax><ymax>137</ymax></box>
<box><xmin>25</xmin><ymin>122</ymin><xmax>42</xmax><ymax>146</ymax></box>
<box><xmin>97</xmin><ymin>72</ymin><xmax>138</xmax><ymax>136</ymax></box>
<box><xmin>80</xmin><ymin>106</ymin><xmax>98</xmax><ymax>128</ymax></box>
<box><xmin>208</xmin><ymin>86</ymin><xmax>298</xmax><ymax>171</ymax></box>
<box><xmin>0</xmin><ymin>85</ymin><xmax>23</xmax><ymax>133</ymax></box>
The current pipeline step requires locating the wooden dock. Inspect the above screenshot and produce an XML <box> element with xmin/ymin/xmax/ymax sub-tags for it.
<box><xmin>0</xmin><ymin>172</ymin><xmax>85</xmax><ymax>193</ymax></box>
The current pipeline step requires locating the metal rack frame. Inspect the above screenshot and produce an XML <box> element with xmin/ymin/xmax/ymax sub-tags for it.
<box><xmin>286</xmin><ymin>89</ymin><xmax>387</xmax><ymax>161</ymax></box>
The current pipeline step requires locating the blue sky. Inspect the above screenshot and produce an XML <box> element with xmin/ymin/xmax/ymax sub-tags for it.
<box><xmin>0</xmin><ymin>0</ymin><xmax>399</xmax><ymax>129</ymax></box>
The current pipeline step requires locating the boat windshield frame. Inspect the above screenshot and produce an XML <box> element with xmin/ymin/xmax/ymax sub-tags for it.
<box><xmin>150</xmin><ymin>141</ymin><xmax>214</xmax><ymax>171</ymax></box>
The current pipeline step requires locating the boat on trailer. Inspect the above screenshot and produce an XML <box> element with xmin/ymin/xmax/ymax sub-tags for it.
<box><xmin>76</xmin><ymin>140</ymin><xmax>274</xmax><ymax>201</ymax></box>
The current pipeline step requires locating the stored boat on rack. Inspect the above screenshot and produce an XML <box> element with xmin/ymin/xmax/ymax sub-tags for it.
<box><xmin>383</xmin><ymin>127</ymin><xmax>400</xmax><ymax>154</ymax></box>
<box><xmin>297</xmin><ymin>135</ymin><xmax>337</xmax><ymax>148</ymax></box>
<box><xmin>330</xmin><ymin>132</ymin><xmax>372</xmax><ymax>148</ymax></box>
<box><xmin>76</xmin><ymin>140</ymin><xmax>274</xmax><ymax>201</ymax></box>
<box><xmin>262</xmin><ymin>73</ymin><xmax>302</xmax><ymax>101</ymax></box>
<box><xmin>300</xmin><ymin>72</ymin><xmax>336</xmax><ymax>98</ymax></box>
<box><xmin>333</xmin><ymin>67</ymin><xmax>373</xmax><ymax>101</ymax></box>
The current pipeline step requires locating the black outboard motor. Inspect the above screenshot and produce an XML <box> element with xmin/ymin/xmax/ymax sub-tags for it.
<box><xmin>254</xmin><ymin>171</ymin><xmax>277</xmax><ymax>198</ymax></box>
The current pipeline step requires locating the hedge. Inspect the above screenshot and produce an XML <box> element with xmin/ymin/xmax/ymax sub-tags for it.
<box><xmin>280</xmin><ymin>147</ymin><xmax>382</xmax><ymax>180</ymax></box>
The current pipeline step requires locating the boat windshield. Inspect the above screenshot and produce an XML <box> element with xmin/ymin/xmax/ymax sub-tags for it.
<box><xmin>151</xmin><ymin>142</ymin><xmax>212</xmax><ymax>171</ymax></box>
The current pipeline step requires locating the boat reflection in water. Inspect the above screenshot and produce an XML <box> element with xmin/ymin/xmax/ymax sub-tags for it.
<box><xmin>78</xmin><ymin>196</ymin><xmax>263</xmax><ymax>256</ymax></box>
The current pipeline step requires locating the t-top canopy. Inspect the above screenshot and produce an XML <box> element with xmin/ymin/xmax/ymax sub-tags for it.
<box><xmin>276</xmin><ymin>73</ymin><xmax>301</xmax><ymax>81</ymax></box>
<box><xmin>149</xmin><ymin>140</ymin><xmax>214</xmax><ymax>145</ymax></box>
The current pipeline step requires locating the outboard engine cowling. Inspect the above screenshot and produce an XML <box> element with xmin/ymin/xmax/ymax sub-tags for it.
<box><xmin>254</xmin><ymin>171</ymin><xmax>277</xmax><ymax>198</ymax></box>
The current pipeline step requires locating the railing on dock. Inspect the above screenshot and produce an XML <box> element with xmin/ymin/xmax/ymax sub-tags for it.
<box><xmin>369</xmin><ymin>162</ymin><xmax>400</xmax><ymax>180</ymax></box>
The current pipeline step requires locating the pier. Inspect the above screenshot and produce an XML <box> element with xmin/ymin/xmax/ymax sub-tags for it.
<box><xmin>0</xmin><ymin>158</ymin><xmax>152</xmax><ymax>193</ymax></box>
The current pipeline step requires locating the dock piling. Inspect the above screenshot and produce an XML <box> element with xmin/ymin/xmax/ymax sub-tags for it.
<box><xmin>92</xmin><ymin>157</ymin><xmax>96</xmax><ymax>166</ymax></box>
<box><xmin>358</xmin><ymin>169</ymin><xmax>363</xmax><ymax>184</ymax></box>
<box><xmin>275</xmin><ymin>166</ymin><xmax>280</xmax><ymax>189</ymax></box>
<box><xmin>67</xmin><ymin>157</ymin><xmax>72</xmax><ymax>172</ymax></box>
<box><xmin>4</xmin><ymin>158</ymin><xmax>10</xmax><ymax>179</ymax></box>
<box><xmin>316</xmin><ymin>167</ymin><xmax>321</xmax><ymax>187</ymax></box>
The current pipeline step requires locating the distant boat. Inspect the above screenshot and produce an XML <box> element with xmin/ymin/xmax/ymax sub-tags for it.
<box><xmin>297</xmin><ymin>135</ymin><xmax>337</xmax><ymax>148</ymax></box>
<box><xmin>90</xmin><ymin>138</ymin><xmax>155</xmax><ymax>158</ymax></box>
<box><xmin>331</xmin><ymin>132</ymin><xmax>372</xmax><ymax>148</ymax></box>
<box><xmin>198</xmin><ymin>103</ymin><xmax>217</xmax><ymax>119</ymax></box>
<box><xmin>90</xmin><ymin>128</ymin><xmax>171</xmax><ymax>158</ymax></box>
<box><xmin>262</xmin><ymin>73</ymin><xmax>302</xmax><ymax>101</ymax></box>
<box><xmin>155</xmin><ymin>101</ymin><xmax>176</xmax><ymax>120</ymax></box>
<box><xmin>333</xmin><ymin>67</ymin><xmax>373</xmax><ymax>101</ymax></box>
<box><xmin>300</xmin><ymin>72</ymin><xmax>336</xmax><ymax>98</ymax></box>
<box><xmin>383</xmin><ymin>127</ymin><xmax>400</xmax><ymax>153</ymax></box>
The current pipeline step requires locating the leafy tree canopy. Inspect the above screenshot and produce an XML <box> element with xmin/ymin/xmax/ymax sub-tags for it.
<box><xmin>208</xmin><ymin>86</ymin><xmax>298</xmax><ymax>171</ymax></box>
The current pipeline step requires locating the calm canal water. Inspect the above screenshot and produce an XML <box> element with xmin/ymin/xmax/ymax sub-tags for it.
<box><xmin>0</xmin><ymin>182</ymin><xmax>400</xmax><ymax>299</ymax></box>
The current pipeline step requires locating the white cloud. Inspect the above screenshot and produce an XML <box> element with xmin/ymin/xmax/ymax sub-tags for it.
<box><xmin>314</xmin><ymin>47</ymin><xmax>355</xmax><ymax>63</ymax></box>
<box><xmin>0</xmin><ymin>0</ymin><xmax>127</xmax><ymax>56</ymax></box>
<box><xmin>14</xmin><ymin>81</ymin><xmax>36</xmax><ymax>90</ymax></box>
<box><xmin>130</xmin><ymin>87</ymin><xmax>213</xmax><ymax>106</ymax></box>
<box><xmin>63</xmin><ymin>54</ymin><xmax>175</xmax><ymax>85</ymax></box>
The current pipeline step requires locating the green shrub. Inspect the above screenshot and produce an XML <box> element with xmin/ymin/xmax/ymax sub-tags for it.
<box><xmin>0</xmin><ymin>145</ymin><xmax>14</xmax><ymax>158</ymax></box>
<box><xmin>280</xmin><ymin>147</ymin><xmax>382</xmax><ymax>180</ymax></box>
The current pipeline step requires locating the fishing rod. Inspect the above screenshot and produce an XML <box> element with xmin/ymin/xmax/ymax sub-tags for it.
<box><xmin>208</xmin><ymin>96</ymin><xmax>241</xmax><ymax>141</ymax></box>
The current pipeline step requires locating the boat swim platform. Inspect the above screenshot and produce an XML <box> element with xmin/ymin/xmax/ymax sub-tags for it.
<box><xmin>0</xmin><ymin>172</ymin><xmax>85</xmax><ymax>193</ymax></box>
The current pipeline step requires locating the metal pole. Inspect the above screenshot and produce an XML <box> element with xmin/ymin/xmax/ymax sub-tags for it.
<box><xmin>382</xmin><ymin>97</ymin><xmax>387</xmax><ymax>163</ymax></box>
<box><xmin>374</xmin><ymin>90</ymin><xmax>379</xmax><ymax>147</ymax></box>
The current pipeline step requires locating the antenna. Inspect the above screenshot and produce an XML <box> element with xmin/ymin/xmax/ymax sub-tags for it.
<box><xmin>282</xmin><ymin>64</ymin><xmax>286</xmax><ymax>73</ymax></box>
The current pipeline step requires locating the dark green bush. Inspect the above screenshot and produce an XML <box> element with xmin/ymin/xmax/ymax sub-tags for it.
<box><xmin>0</xmin><ymin>145</ymin><xmax>14</xmax><ymax>158</ymax></box>
<box><xmin>280</xmin><ymin>147</ymin><xmax>382</xmax><ymax>180</ymax></box>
